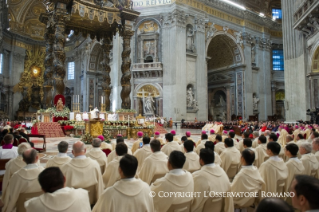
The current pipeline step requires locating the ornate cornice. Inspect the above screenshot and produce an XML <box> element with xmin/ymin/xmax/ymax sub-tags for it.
<box><xmin>161</xmin><ymin>10</ymin><xmax>187</xmax><ymax>28</ymax></box>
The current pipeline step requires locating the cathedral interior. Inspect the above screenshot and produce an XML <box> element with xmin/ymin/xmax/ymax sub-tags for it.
<box><xmin>0</xmin><ymin>0</ymin><xmax>318</xmax><ymax>122</ymax></box>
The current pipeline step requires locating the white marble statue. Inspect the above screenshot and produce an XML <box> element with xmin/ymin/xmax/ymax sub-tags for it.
<box><xmin>186</xmin><ymin>26</ymin><xmax>195</xmax><ymax>52</ymax></box>
<box><xmin>187</xmin><ymin>87</ymin><xmax>194</xmax><ymax>107</ymax></box>
<box><xmin>234</xmin><ymin>31</ymin><xmax>243</xmax><ymax>47</ymax></box>
<box><xmin>216</xmin><ymin>96</ymin><xmax>226</xmax><ymax>107</ymax></box>
<box><xmin>144</xmin><ymin>93</ymin><xmax>155</xmax><ymax>114</ymax></box>
<box><xmin>253</xmin><ymin>95</ymin><xmax>259</xmax><ymax>111</ymax></box>
<box><xmin>90</xmin><ymin>107</ymin><xmax>99</xmax><ymax>119</ymax></box>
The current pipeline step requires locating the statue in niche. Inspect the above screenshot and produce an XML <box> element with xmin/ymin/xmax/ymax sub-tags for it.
<box><xmin>220</xmin><ymin>111</ymin><xmax>226</xmax><ymax>121</ymax></box>
<box><xmin>144</xmin><ymin>93</ymin><xmax>155</xmax><ymax>114</ymax></box>
<box><xmin>251</xmin><ymin>44</ymin><xmax>256</xmax><ymax>64</ymax></box>
<box><xmin>253</xmin><ymin>94</ymin><xmax>259</xmax><ymax>111</ymax></box>
<box><xmin>216</xmin><ymin>96</ymin><xmax>226</xmax><ymax>107</ymax></box>
<box><xmin>187</xmin><ymin>87</ymin><xmax>194</xmax><ymax>107</ymax></box>
<box><xmin>186</xmin><ymin>26</ymin><xmax>196</xmax><ymax>53</ymax></box>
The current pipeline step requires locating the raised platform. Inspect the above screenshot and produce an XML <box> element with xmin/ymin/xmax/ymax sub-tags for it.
<box><xmin>37</xmin><ymin>122</ymin><xmax>65</xmax><ymax>138</ymax></box>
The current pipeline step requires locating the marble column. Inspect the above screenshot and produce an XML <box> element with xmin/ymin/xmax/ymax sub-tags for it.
<box><xmin>282</xmin><ymin>0</ymin><xmax>308</xmax><ymax>120</ymax></box>
<box><xmin>162</xmin><ymin>10</ymin><xmax>187</xmax><ymax>120</ymax></box>
<box><xmin>243</xmin><ymin>35</ymin><xmax>253</xmax><ymax>120</ymax></box>
<box><xmin>195</xmin><ymin>18</ymin><xmax>208</xmax><ymax>121</ymax></box>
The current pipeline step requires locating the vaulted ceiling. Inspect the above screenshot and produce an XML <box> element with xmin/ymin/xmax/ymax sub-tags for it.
<box><xmin>7</xmin><ymin>0</ymin><xmax>46</xmax><ymax>40</ymax></box>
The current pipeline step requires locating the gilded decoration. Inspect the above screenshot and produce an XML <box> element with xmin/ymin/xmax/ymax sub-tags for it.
<box><xmin>7</xmin><ymin>0</ymin><xmax>46</xmax><ymax>40</ymax></box>
<box><xmin>137</xmin><ymin>85</ymin><xmax>160</xmax><ymax>98</ymax></box>
<box><xmin>138</xmin><ymin>21</ymin><xmax>159</xmax><ymax>34</ymax></box>
<box><xmin>89</xmin><ymin>121</ymin><xmax>104</xmax><ymax>137</ymax></box>
<box><xmin>13</xmin><ymin>46</ymin><xmax>46</xmax><ymax>110</ymax></box>
<box><xmin>312</xmin><ymin>47</ymin><xmax>319</xmax><ymax>72</ymax></box>
<box><xmin>275</xmin><ymin>91</ymin><xmax>285</xmax><ymax>101</ymax></box>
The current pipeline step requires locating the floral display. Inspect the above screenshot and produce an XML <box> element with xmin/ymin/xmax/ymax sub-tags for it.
<box><xmin>64</xmin><ymin>125</ymin><xmax>74</xmax><ymax>131</ymax></box>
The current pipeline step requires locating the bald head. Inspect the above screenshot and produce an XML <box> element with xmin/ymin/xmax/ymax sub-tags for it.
<box><xmin>72</xmin><ymin>141</ymin><xmax>86</xmax><ymax>157</ymax></box>
<box><xmin>22</xmin><ymin>149</ymin><xmax>38</xmax><ymax>164</ymax></box>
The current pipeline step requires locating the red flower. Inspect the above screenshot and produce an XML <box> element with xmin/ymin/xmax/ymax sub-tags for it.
<box><xmin>64</xmin><ymin>125</ymin><xmax>74</xmax><ymax>131</ymax></box>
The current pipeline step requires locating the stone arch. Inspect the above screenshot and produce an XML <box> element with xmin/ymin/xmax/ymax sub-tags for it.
<box><xmin>88</xmin><ymin>42</ymin><xmax>102</xmax><ymax>71</ymax></box>
<box><xmin>134</xmin><ymin>83</ymin><xmax>163</xmax><ymax>97</ymax></box>
<box><xmin>135</xmin><ymin>18</ymin><xmax>161</xmax><ymax>63</ymax></box>
<box><xmin>206</xmin><ymin>31</ymin><xmax>245</xmax><ymax>68</ymax></box>
<box><xmin>208</xmin><ymin>89</ymin><xmax>227</xmax><ymax>121</ymax></box>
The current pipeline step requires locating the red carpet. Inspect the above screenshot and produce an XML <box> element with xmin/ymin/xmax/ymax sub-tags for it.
<box><xmin>155</xmin><ymin>123</ymin><xmax>168</xmax><ymax>134</ymax></box>
<box><xmin>38</xmin><ymin>122</ymin><xmax>65</xmax><ymax>138</ymax></box>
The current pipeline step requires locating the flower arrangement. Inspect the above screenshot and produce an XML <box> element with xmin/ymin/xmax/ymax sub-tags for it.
<box><xmin>64</xmin><ymin>125</ymin><xmax>74</xmax><ymax>131</ymax></box>
<box><xmin>40</xmin><ymin>107</ymin><xmax>70</xmax><ymax>118</ymax></box>
<box><xmin>102</xmin><ymin>130</ymin><xmax>111</xmax><ymax>143</ymax></box>
<box><xmin>81</xmin><ymin>133</ymin><xmax>93</xmax><ymax>144</ymax></box>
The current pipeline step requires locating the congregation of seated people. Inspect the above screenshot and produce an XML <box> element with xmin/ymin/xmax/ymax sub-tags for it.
<box><xmin>0</xmin><ymin>124</ymin><xmax>319</xmax><ymax>212</ymax></box>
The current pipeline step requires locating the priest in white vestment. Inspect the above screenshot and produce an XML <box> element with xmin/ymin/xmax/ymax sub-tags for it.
<box><xmin>228</xmin><ymin>131</ymin><xmax>239</xmax><ymax>150</ymax></box>
<box><xmin>86</xmin><ymin>138</ymin><xmax>108</xmax><ymax>173</ymax></box>
<box><xmin>154</xmin><ymin>131</ymin><xmax>165</xmax><ymax>145</ymax></box>
<box><xmin>179</xmin><ymin>136</ymin><xmax>188</xmax><ymax>153</ymax></box>
<box><xmin>238</xmin><ymin>132</ymin><xmax>250</xmax><ymax>153</ymax></box>
<box><xmin>202</xmin><ymin>140</ymin><xmax>222</xmax><ymax>166</ymax></box>
<box><xmin>192</xmin><ymin>148</ymin><xmax>233</xmax><ymax>212</ymax></box>
<box><xmin>93</xmin><ymin>155</ymin><xmax>154</xmax><ymax>212</ymax></box>
<box><xmin>259</xmin><ymin>142</ymin><xmax>288</xmax><ymax>194</ymax></box>
<box><xmin>255</xmin><ymin>135</ymin><xmax>269</xmax><ymax>168</ymax></box>
<box><xmin>46</xmin><ymin>141</ymin><xmax>71</xmax><ymax>169</ymax></box>
<box><xmin>103</xmin><ymin>143</ymin><xmax>127</xmax><ymax>188</ymax></box>
<box><xmin>283</xmin><ymin>135</ymin><xmax>295</xmax><ymax>162</ymax></box>
<box><xmin>151</xmin><ymin>151</ymin><xmax>194</xmax><ymax>212</ymax></box>
<box><xmin>183</xmin><ymin>140</ymin><xmax>200</xmax><ymax>172</ymax></box>
<box><xmin>215</xmin><ymin>135</ymin><xmax>226</xmax><ymax>155</ymax></box>
<box><xmin>185</xmin><ymin>131</ymin><xmax>194</xmax><ymax>142</ymax></box>
<box><xmin>161</xmin><ymin>133</ymin><xmax>181</xmax><ymax>156</ymax></box>
<box><xmin>195</xmin><ymin>131</ymin><xmax>207</xmax><ymax>147</ymax></box>
<box><xmin>278</xmin><ymin>127</ymin><xmax>289</xmax><ymax>146</ymax></box>
<box><xmin>1</xmin><ymin>143</ymin><xmax>30</xmax><ymax>200</ymax></box>
<box><xmin>299</xmin><ymin>142</ymin><xmax>319</xmax><ymax>176</ymax></box>
<box><xmin>208</xmin><ymin>129</ymin><xmax>217</xmax><ymax>143</ymax></box>
<box><xmin>25</xmin><ymin>167</ymin><xmax>91</xmax><ymax>212</ymax></box>
<box><xmin>131</xmin><ymin>131</ymin><xmax>144</xmax><ymax>153</ymax></box>
<box><xmin>138</xmin><ymin>139</ymin><xmax>169</xmax><ymax>184</ymax></box>
<box><xmin>231</xmin><ymin>149</ymin><xmax>264</xmax><ymax>208</ymax></box>
<box><xmin>2</xmin><ymin>149</ymin><xmax>44</xmax><ymax>212</ymax></box>
<box><xmin>220</xmin><ymin>138</ymin><xmax>241</xmax><ymax>174</ymax></box>
<box><xmin>243</xmin><ymin>138</ymin><xmax>258</xmax><ymax>165</ymax></box>
<box><xmin>107</xmin><ymin>137</ymin><xmax>132</xmax><ymax>163</ymax></box>
<box><xmin>296</xmin><ymin>133</ymin><xmax>307</xmax><ymax>147</ymax></box>
<box><xmin>284</xmin><ymin>143</ymin><xmax>305</xmax><ymax>204</ymax></box>
<box><xmin>171</xmin><ymin>130</ymin><xmax>181</xmax><ymax>144</ymax></box>
<box><xmin>195</xmin><ymin>133</ymin><xmax>208</xmax><ymax>154</ymax></box>
<box><xmin>293</xmin><ymin>126</ymin><xmax>300</xmax><ymax>142</ymax></box>
<box><xmin>0</xmin><ymin>134</ymin><xmax>19</xmax><ymax>175</ymax></box>
<box><xmin>252</xmin><ymin>131</ymin><xmax>260</xmax><ymax>148</ymax></box>
<box><xmin>60</xmin><ymin>141</ymin><xmax>103</xmax><ymax>204</ymax></box>
<box><xmin>134</xmin><ymin>137</ymin><xmax>152</xmax><ymax>172</ymax></box>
